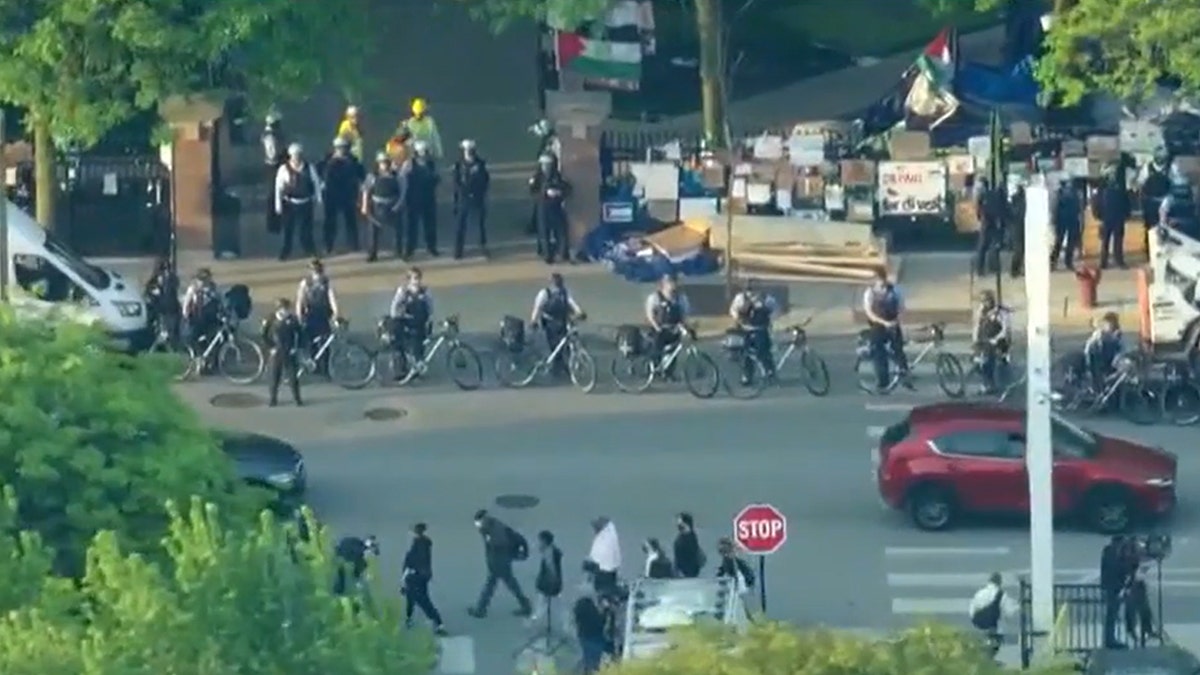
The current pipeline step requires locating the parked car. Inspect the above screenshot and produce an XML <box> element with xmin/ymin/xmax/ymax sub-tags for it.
<box><xmin>874</xmin><ymin>403</ymin><xmax>1177</xmax><ymax>533</ymax></box>
<box><xmin>217</xmin><ymin>431</ymin><xmax>306</xmax><ymax>511</ymax></box>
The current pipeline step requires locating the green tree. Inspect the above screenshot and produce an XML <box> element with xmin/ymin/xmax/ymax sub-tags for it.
<box><xmin>0</xmin><ymin>0</ymin><xmax>376</xmax><ymax>231</ymax></box>
<box><xmin>0</xmin><ymin>309</ymin><xmax>254</xmax><ymax>575</ymax></box>
<box><xmin>0</xmin><ymin>498</ymin><xmax>437</xmax><ymax>673</ymax></box>
<box><xmin>604</xmin><ymin>621</ymin><xmax>1077</xmax><ymax>675</ymax></box>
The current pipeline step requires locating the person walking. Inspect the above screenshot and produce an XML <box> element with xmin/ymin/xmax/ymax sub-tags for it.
<box><xmin>468</xmin><ymin>509</ymin><xmax>533</xmax><ymax>618</ymax></box>
<box><xmin>402</xmin><ymin>523</ymin><xmax>447</xmax><ymax>635</ymax></box>
<box><xmin>672</xmin><ymin>512</ymin><xmax>705</xmax><ymax>578</ymax></box>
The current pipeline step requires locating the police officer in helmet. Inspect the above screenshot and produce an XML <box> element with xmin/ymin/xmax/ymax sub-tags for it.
<box><xmin>274</xmin><ymin>143</ymin><xmax>323</xmax><ymax>260</ymax></box>
<box><xmin>729</xmin><ymin>279</ymin><xmax>778</xmax><ymax>384</ymax></box>
<box><xmin>402</xmin><ymin>140</ymin><xmax>440</xmax><ymax>258</ymax></box>
<box><xmin>645</xmin><ymin>274</ymin><xmax>691</xmax><ymax>375</ymax></box>
<box><xmin>530</xmin><ymin>272</ymin><xmax>585</xmax><ymax>377</ymax></box>
<box><xmin>453</xmin><ymin>139</ymin><xmax>491</xmax><ymax>260</ymax></box>
<box><xmin>971</xmin><ymin>290</ymin><xmax>1012</xmax><ymax>394</ymax></box>
<box><xmin>389</xmin><ymin>268</ymin><xmax>434</xmax><ymax>368</ymax></box>
<box><xmin>262</xmin><ymin>297</ymin><xmax>304</xmax><ymax>407</ymax></box>
<box><xmin>862</xmin><ymin>268</ymin><xmax>911</xmax><ymax>393</ymax></box>
<box><xmin>361</xmin><ymin>151</ymin><xmax>406</xmax><ymax>262</ymax></box>
<box><xmin>262</xmin><ymin>111</ymin><xmax>287</xmax><ymax>234</ymax></box>
<box><xmin>295</xmin><ymin>259</ymin><xmax>341</xmax><ymax>367</ymax></box>
<box><xmin>530</xmin><ymin>153</ymin><xmax>572</xmax><ymax>264</ymax></box>
<box><xmin>181</xmin><ymin>268</ymin><xmax>221</xmax><ymax>350</ymax></box>
<box><xmin>144</xmin><ymin>256</ymin><xmax>181</xmax><ymax>343</ymax></box>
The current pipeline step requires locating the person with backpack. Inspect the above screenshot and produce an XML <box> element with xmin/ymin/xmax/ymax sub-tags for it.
<box><xmin>715</xmin><ymin>537</ymin><xmax>756</xmax><ymax>613</ymax></box>
<box><xmin>469</xmin><ymin>509</ymin><xmax>533</xmax><ymax>618</ymax></box>
<box><xmin>968</xmin><ymin>572</ymin><xmax>1018</xmax><ymax>654</ymax></box>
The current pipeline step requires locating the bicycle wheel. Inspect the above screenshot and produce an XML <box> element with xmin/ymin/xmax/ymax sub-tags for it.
<box><xmin>150</xmin><ymin>339</ymin><xmax>194</xmax><ymax>382</ymax></box>
<box><xmin>800</xmin><ymin>350</ymin><xmax>831</xmax><ymax>397</ymax></box>
<box><xmin>328</xmin><ymin>338</ymin><xmax>376</xmax><ymax>390</ymax></box>
<box><xmin>853</xmin><ymin>354</ymin><xmax>879</xmax><ymax>393</ymax></box>
<box><xmin>610</xmin><ymin>354</ymin><xmax>654</xmax><ymax>393</ymax></box>
<box><xmin>935</xmin><ymin>352</ymin><xmax>965</xmax><ymax>399</ymax></box>
<box><xmin>723</xmin><ymin>354</ymin><xmax>768</xmax><ymax>400</ymax></box>
<box><xmin>446</xmin><ymin>343</ymin><xmax>484</xmax><ymax>391</ymax></box>
<box><xmin>1164</xmin><ymin>382</ymin><xmax>1200</xmax><ymax>426</ymax></box>
<box><xmin>682</xmin><ymin>350</ymin><xmax>720</xmax><ymax>399</ymax></box>
<box><xmin>494</xmin><ymin>349</ymin><xmax>540</xmax><ymax>388</ymax></box>
<box><xmin>218</xmin><ymin>336</ymin><xmax>265</xmax><ymax>385</ymax></box>
<box><xmin>568</xmin><ymin>347</ymin><xmax>597</xmax><ymax>393</ymax></box>
<box><xmin>1120</xmin><ymin>384</ymin><xmax>1161</xmax><ymax>426</ymax></box>
<box><xmin>375</xmin><ymin>350</ymin><xmax>411</xmax><ymax>387</ymax></box>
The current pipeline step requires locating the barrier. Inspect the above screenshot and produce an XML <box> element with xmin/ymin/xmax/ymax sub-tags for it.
<box><xmin>1017</xmin><ymin>578</ymin><xmax>1164</xmax><ymax>668</ymax></box>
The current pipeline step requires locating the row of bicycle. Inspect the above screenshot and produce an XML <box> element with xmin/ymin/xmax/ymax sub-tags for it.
<box><xmin>149</xmin><ymin>312</ymin><xmax>835</xmax><ymax>399</ymax></box>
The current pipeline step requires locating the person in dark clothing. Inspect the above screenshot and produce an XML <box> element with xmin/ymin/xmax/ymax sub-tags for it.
<box><xmin>402</xmin><ymin>140</ymin><xmax>440</xmax><ymax>258</ymax></box>
<box><xmin>1124</xmin><ymin>560</ymin><xmax>1156</xmax><ymax>647</ymax></box>
<box><xmin>294</xmin><ymin>258</ymin><xmax>340</xmax><ymax>361</ymax></box>
<box><xmin>672</xmin><ymin>512</ymin><xmax>705</xmax><ymax>578</ymax></box>
<box><xmin>320</xmin><ymin>137</ymin><xmax>364</xmax><ymax>253</ymax></box>
<box><xmin>729</xmin><ymin>280</ymin><xmax>779</xmax><ymax>383</ymax></box>
<box><xmin>1007</xmin><ymin>184</ymin><xmax>1026</xmax><ymax>278</ymax></box>
<box><xmin>534</xmin><ymin>530</ymin><xmax>564</xmax><ymax>623</ymax></box>
<box><xmin>333</xmin><ymin>534</ymin><xmax>379</xmax><ymax>597</ymax></box>
<box><xmin>273</xmin><ymin>143</ymin><xmax>322</xmax><ymax>260</ymax></box>
<box><xmin>1051</xmin><ymin>180</ymin><xmax>1083</xmax><ymax>270</ymax></box>
<box><xmin>1098</xmin><ymin>177</ymin><xmax>1129</xmax><ymax>269</ymax></box>
<box><xmin>262</xmin><ymin>112</ymin><xmax>286</xmax><ymax>234</ymax></box>
<box><xmin>974</xmin><ymin>179</ymin><xmax>1005</xmax><ymax>275</ymax></box>
<box><xmin>361</xmin><ymin>152</ymin><xmax>406</xmax><ymax>262</ymax></box>
<box><xmin>862</xmin><ymin>267</ymin><xmax>911</xmax><ymax>392</ymax></box>
<box><xmin>1140</xmin><ymin>148</ymin><xmax>1172</xmax><ymax>237</ymax></box>
<box><xmin>468</xmin><ymin>509</ymin><xmax>532</xmax><ymax>618</ymax></box>
<box><xmin>403</xmin><ymin>523</ymin><xmax>447</xmax><ymax>634</ymax></box>
<box><xmin>453</xmin><ymin>139</ymin><xmax>490</xmax><ymax>259</ymax></box>
<box><xmin>529</xmin><ymin>272</ymin><xmax>585</xmax><ymax>377</ymax></box>
<box><xmin>527</xmin><ymin>120</ymin><xmax>560</xmax><ymax>246</ymax></box>
<box><xmin>529</xmin><ymin>153</ymin><xmax>572</xmax><ymax>264</ymax></box>
<box><xmin>715</xmin><ymin>537</ymin><xmax>756</xmax><ymax>617</ymax></box>
<box><xmin>143</xmin><ymin>257</ymin><xmax>180</xmax><ymax>343</ymax></box>
<box><xmin>644</xmin><ymin>274</ymin><xmax>691</xmax><ymax>378</ymax></box>
<box><xmin>573</xmin><ymin>594</ymin><xmax>608</xmax><ymax>674</ymax></box>
<box><xmin>643</xmin><ymin>538</ymin><xmax>674</xmax><ymax>579</ymax></box>
<box><xmin>1100</xmin><ymin>536</ymin><xmax>1132</xmax><ymax>648</ymax></box>
<box><xmin>261</xmin><ymin>298</ymin><xmax>304</xmax><ymax>407</ymax></box>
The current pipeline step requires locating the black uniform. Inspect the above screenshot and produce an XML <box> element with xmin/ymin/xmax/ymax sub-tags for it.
<box><xmin>453</xmin><ymin>156</ymin><xmax>490</xmax><ymax>258</ymax></box>
<box><xmin>299</xmin><ymin>273</ymin><xmax>334</xmax><ymax>349</ymax></box>
<box><xmin>402</xmin><ymin>534</ymin><xmax>444</xmax><ymax>628</ymax></box>
<box><xmin>530</xmin><ymin>169</ymin><xmax>572</xmax><ymax>264</ymax></box>
<box><xmin>538</xmin><ymin>284</ymin><xmax>573</xmax><ymax>375</ymax></box>
<box><xmin>278</xmin><ymin>163</ymin><xmax>318</xmax><ymax>259</ymax></box>
<box><xmin>364</xmin><ymin>169</ymin><xmax>405</xmax><ymax>260</ymax></box>
<box><xmin>1141</xmin><ymin>161</ymin><xmax>1171</xmax><ymax>229</ymax></box>
<box><xmin>974</xmin><ymin>187</ymin><xmax>1005</xmax><ymax>275</ymax></box>
<box><xmin>321</xmin><ymin>154</ymin><xmax>364</xmax><ymax>252</ymax></box>
<box><xmin>735</xmin><ymin>292</ymin><xmax>775</xmax><ymax>379</ymax></box>
<box><xmin>973</xmin><ymin>305</ymin><xmax>1010</xmax><ymax>390</ymax></box>
<box><xmin>1007</xmin><ymin>186</ymin><xmax>1026</xmax><ymax>278</ymax></box>
<box><xmin>144</xmin><ymin>267</ymin><xmax>180</xmax><ymax>342</ymax></box>
<box><xmin>650</xmin><ymin>291</ymin><xmax>684</xmax><ymax>369</ymax></box>
<box><xmin>391</xmin><ymin>285</ymin><xmax>431</xmax><ymax>362</ymax></box>
<box><xmin>1052</xmin><ymin>184</ymin><xmax>1083</xmax><ymax>268</ymax></box>
<box><xmin>865</xmin><ymin>284</ymin><xmax>908</xmax><ymax>389</ymax></box>
<box><xmin>1098</xmin><ymin>181</ymin><xmax>1129</xmax><ymax>268</ymax></box>
<box><xmin>184</xmin><ymin>280</ymin><xmax>221</xmax><ymax>348</ymax></box>
<box><xmin>263</xmin><ymin>310</ymin><xmax>304</xmax><ymax>406</ymax></box>
<box><xmin>262</xmin><ymin>123</ymin><xmax>286</xmax><ymax>234</ymax></box>
<box><xmin>404</xmin><ymin>157</ymin><xmax>440</xmax><ymax>257</ymax></box>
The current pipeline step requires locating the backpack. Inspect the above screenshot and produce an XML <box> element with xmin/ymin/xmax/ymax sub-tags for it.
<box><xmin>507</xmin><ymin>526</ymin><xmax>529</xmax><ymax>561</ymax></box>
<box><xmin>971</xmin><ymin>589</ymin><xmax>1003</xmax><ymax>630</ymax></box>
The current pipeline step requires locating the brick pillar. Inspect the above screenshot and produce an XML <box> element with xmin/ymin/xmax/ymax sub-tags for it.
<box><xmin>168</xmin><ymin>121</ymin><xmax>215</xmax><ymax>251</ymax></box>
<box><xmin>545</xmin><ymin>90</ymin><xmax>611</xmax><ymax>253</ymax></box>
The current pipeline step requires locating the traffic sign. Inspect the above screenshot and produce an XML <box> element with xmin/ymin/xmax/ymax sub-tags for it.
<box><xmin>733</xmin><ymin>503</ymin><xmax>787</xmax><ymax>555</ymax></box>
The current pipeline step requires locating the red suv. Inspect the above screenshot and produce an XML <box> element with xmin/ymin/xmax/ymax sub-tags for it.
<box><xmin>874</xmin><ymin>403</ymin><xmax>1177</xmax><ymax>533</ymax></box>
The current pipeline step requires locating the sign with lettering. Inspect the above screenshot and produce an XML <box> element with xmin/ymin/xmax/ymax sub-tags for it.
<box><xmin>877</xmin><ymin>161</ymin><xmax>947</xmax><ymax>215</ymax></box>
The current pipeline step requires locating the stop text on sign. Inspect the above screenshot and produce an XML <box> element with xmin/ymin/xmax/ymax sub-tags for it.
<box><xmin>737</xmin><ymin>519</ymin><xmax>784</xmax><ymax>540</ymax></box>
<box><xmin>732</xmin><ymin>503</ymin><xmax>787</xmax><ymax>555</ymax></box>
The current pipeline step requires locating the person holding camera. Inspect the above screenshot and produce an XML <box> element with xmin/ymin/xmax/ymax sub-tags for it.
<box><xmin>534</xmin><ymin>530</ymin><xmax>564</xmax><ymax>622</ymax></box>
<box><xmin>1100</xmin><ymin>535</ymin><xmax>1134</xmax><ymax>648</ymax></box>
<box><xmin>469</xmin><ymin>509</ymin><xmax>533</xmax><ymax>618</ymax></box>
<box><xmin>402</xmin><ymin>523</ymin><xmax>446</xmax><ymax>635</ymax></box>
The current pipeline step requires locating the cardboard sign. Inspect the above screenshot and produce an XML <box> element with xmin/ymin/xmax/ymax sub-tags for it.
<box><xmin>602</xmin><ymin>201</ymin><xmax>635</xmax><ymax>224</ymax></box>
<box><xmin>877</xmin><ymin>161</ymin><xmax>946</xmax><ymax>215</ymax></box>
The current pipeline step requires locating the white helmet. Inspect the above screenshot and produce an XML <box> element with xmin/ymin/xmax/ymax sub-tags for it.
<box><xmin>346</xmin><ymin>105</ymin><xmax>359</xmax><ymax>117</ymax></box>
<box><xmin>413</xmin><ymin>140</ymin><xmax>429</xmax><ymax>154</ymax></box>
<box><xmin>287</xmin><ymin>143</ymin><xmax>303</xmax><ymax>157</ymax></box>
<box><xmin>332</xmin><ymin>136</ymin><xmax>349</xmax><ymax>148</ymax></box>
<box><xmin>460</xmin><ymin>138</ymin><xmax>476</xmax><ymax>151</ymax></box>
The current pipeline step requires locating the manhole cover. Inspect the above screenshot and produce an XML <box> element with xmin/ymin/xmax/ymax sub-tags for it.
<box><xmin>494</xmin><ymin>494</ymin><xmax>540</xmax><ymax>509</ymax></box>
<box><xmin>209</xmin><ymin>392</ymin><xmax>265</xmax><ymax>408</ymax></box>
<box><xmin>364</xmin><ymin>407</ymin><xmax>407</xmax><ymax>421</ymax></box>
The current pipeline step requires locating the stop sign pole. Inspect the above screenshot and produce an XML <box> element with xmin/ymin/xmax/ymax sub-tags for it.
<box><xmin>732</xmin><ymin>503</ymin><xmax>787</xmax><ymax>615</ymax></box>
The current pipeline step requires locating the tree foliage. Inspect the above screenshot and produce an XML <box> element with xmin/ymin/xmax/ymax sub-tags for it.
<box><xmin>605</xmin><ymin>621</ymin><xmax>1077</xmax><ymax>675</ymax></box>
<box><xmin>0</xmin><ymin>310</ymin><xmax>255</xmax><ymax>575</ymax></box>
<box><xmin>0</xmin><ymin>498</ymin><xmax>437</xmax><ymax>673</ymax></box>
<box><xmin>452</xmin><ymin>0</ymin><xmax>610</xmax><ymax>31</ymax></box>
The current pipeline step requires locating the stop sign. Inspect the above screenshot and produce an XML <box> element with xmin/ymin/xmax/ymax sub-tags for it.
<box><xmin>733</xmin><ymin>503</ymin><xmax>787</xmax><ymax>555</ymax></box>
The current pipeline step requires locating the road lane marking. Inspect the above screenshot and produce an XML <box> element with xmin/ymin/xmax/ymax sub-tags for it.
<box><xmin>867</xmin><ymin>425</ymin><xmax>885</xmax><ymax>439</ymax></box>
<box><xmin>892</xmin><ymin>598</ymin><xmax>967</xmax><ymax>615</ymax></box>
<box><xmin>885</xmin><ymin>546</ymin><xmax>1010</xmax><ymax>557</ymax></box>
<box><xmin>437</xmin><ymin>636</ymin><xmax>475</xmax><ymax>674</ymax></box>
<box><xmin>887</xmin><ymin>570</ymin><xmax>1102</xmax><ymax>588</ymax></box>
<box><xmin>864</xmin><ymin>402</ymin><xmax>919</xmax><ymax>412</ymax></box>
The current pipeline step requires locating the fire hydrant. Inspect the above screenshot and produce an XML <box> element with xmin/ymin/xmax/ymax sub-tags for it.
<box><xmin>1076</xmin><ymin>266</ymin><xmax>1102</xmax><ymax>310</ymax></box>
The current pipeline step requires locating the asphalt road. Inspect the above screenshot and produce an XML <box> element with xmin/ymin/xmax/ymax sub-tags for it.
<box><xmin>175</xmin><ymin>329</ymin><xmax>1200</xmax><ymax>673</ymax></box>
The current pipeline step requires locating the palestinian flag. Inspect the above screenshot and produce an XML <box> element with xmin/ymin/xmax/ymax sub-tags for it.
<box><xmin>904</xmin><ymin>28</ymin><xmax>959</xmax><ymax>127</ymax></box>
<box><xmin>555</xmin><ymin>31</ymin><xmax>642</xmax><ymax>86</ymax></box>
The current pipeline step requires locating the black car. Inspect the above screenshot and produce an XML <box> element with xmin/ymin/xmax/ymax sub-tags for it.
<box><xmin>1084</xmin><ymin>645</ymin><xmax>1200</xmax><ymax>674</ymax></box>
<box><xmin>217</xmin><ymin>431</ymin><xmax>306</xmax><ymax>510</ymax></box>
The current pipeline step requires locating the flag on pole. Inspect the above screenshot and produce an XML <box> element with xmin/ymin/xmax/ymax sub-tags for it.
<box><xmin>554</xmin><ymin>31</ymin><xmax>642</xmax><ymax>87</ymax></box>
<box><xmin>904</xmin><ymin>28</ymin><xmax>959</xmax><ymax>128</ymax></box>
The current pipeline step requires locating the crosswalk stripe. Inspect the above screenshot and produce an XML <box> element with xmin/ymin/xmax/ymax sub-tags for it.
<box><xmin>892</xmin><ymin>598</ymin><xmax>966</xmax><ymax>615</ymax></box>
<box><xmin>867</xmin><ymin>425</ymin><xmax>885</xmax><ymax>439</ymax></box>
<box><xmin>885</xmin><ymin>546</ymin><xmax>1010</xmax><ymax>557</ymax></box>
<box><xmin>864</xmin><ymin>402</ymin><xmax>920</xmax><ymax>412</ymax></box>
<box><xmin>437</xmin><ymin>636</ymin><xmax>475</xmax><ymax>674</ymax></box>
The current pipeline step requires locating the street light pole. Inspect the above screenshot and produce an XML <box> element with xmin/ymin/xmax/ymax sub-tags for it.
<box><xmin>0</xmin><ymin>109</ymin><xmax>9</xmax><ymax>303</ymax></box>
<box><xmin>1024</xmin><ymin>178</ymin><xmax>1055</xmax><ymax>632</ymax></box>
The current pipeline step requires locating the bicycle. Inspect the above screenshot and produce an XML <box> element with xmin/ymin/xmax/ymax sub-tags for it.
<box><xmin>719</xmin><ymin>317</ymin><xmax>832</xmax><ymax>400</ymax></box>
<box><xmin>854</xmin><ymin>322</ymin><xmax>965</xmax><ymax>397</ymax></box>
<box><xmin>294</xmin><ymin>318</ymin><xmax>376</xmax><ymax>390</ymax></box>
<box><xmin>375</xmin><ymin>314</ymin><xmax>484</xmax><ymax>390</ymax></box>
<box><xmin>964</xmin><ymin>347</ymin><xmax>1025</xmax><ymax>403</ymax></box>
<box><xmin>493</xmin><ymin>316</ymin><xmax>597</xmax><ymax>392</ymax></box>
<box><xmin>178</xmin><ymin>315</ymin><xmax>265</xmax><ymax>384</ymax></box>
<box><xmin>1052</xmin><ymin>353</ymin><xmax>1160</xmax><ymax>425</ymax></box>
<box><xmin>1157</xmin><ymin>362</ymin><xmax>1200</xmax><ymax>426</ymax></box>
<box><xmin>146</xmin><ymin>315</ymin><xmax>192</xmax><ymax>382</ymax></box>
<box><xmin>610</xmin><ymin>325</ymin><xmax>720</xmax><ymax>399</ymax></box>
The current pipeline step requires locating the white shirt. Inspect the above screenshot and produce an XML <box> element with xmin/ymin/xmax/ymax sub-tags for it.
<box><xmin>530</xmin><ymin>287</ymin><xmax>582</xmax><ymax>323</ymax></box>
<box><xmin>862</xmin><ymin>284</ymin><xmax>904</xmax><ymax>320</ymax></box>
<box><xmin>729</xmin><ymin>291</ymin><xmax>778</xmax><ymax>321</ymax></box>
<box><xmin>588</xmin><ymin>521</ymin><xmax>621</xmax><ymax>573</ymax></box>
<box><xmin>295</xmin><ymin>274</ymin><xmax>339</xmax><ymax>317</ymax></box>
<box><xmin>971</xmin><ymin>305</ymin><xmax>1012</xmax><ymax>343</ymax></box>
<box><xmin>389</xmin><ymin>283</ymin><xmax>433</xmax><ymax>318</ymax></box>
<box><xmin>644</xmin><ymin>291</ymin><xmax>691</xmax><ymax>326</ymax></box>
<box><xmin>274</xmin><ymin>161</ymin><xmax>323</xmax><ymax>214</ymax></box>
<box><xmin>968</xmin><ymin>582</ymin><xmax>1018</xmax><ymax>622</ymax></box>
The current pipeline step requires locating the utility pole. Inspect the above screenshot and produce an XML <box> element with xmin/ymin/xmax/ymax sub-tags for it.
<box><xmin>0</xmin><ymin>109</ymin><xmax>9</xmax><ymax>303</ymax></box>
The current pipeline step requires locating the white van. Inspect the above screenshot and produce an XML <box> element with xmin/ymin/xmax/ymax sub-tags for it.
<box><xmin>4</xmin><ymin>200</ymin><xmax>150</xmax><ymax>351</ymax></box>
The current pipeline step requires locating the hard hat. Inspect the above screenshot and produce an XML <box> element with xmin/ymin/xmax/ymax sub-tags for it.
<box><xmin>411</xmin><ymin>98</ymin><xmax>427</xmax><ymax>116</ymax></box>
<box><xmin>460</xmin><ymin>138</ymin><xmax>476</xmax><ymax>150</ymax></box>
<box><xmin>413</xmin><ymin>140</ymin><xmax>429</xmax><ymax>154</ymax></box>
<box><xmin>375</xmin><ymin>151</ymin><xmax>389</xmax><ymax>163</ymax></box>
<box><xmin>346</xmin><ymin>105</ymin><xmax>359</xmax><ymax>117</ymax></box>
<box><xmin>265</xmin><ymin>112</ymin><xmax>280</xmax><ymax>124</ymax></box>
<box><xmin>333</xmin><ymin>136</ymin><xmax>349</xmax><ymax>148</ymax></box>
<box><xmin>287</xmin><ymin>142</ymin><xmax>303</xmax><ymax>156</ymax></box>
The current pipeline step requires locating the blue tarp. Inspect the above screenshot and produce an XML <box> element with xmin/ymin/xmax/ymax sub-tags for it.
<box><xmin>580</xmin><ymin>222</ymin><xmax>720</xmax><ymax>283</ymax></box>
<box><xmin>954</xmin><ymin>58</ymin><xmax>1040</xmax><ymax>110</ymax></box>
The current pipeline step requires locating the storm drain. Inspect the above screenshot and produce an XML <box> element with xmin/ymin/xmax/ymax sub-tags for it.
<box><xmin>494</xmin><ymin>494</ymin><xmax>540</xmax><ymax>510</ymax></box>
<box><xmin>209</xmin><ymin>392</ymin><xmax>265</xmax><ymax>408</ymax></box>
<box><xmin>363</xmin><ymin>407</ymin><xmax>408</xmax><ymax>421</ymax></box>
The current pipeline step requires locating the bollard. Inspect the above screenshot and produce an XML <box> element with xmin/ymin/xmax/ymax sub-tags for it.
<box><xmin>1075</xmin><ymin>266</ymin><xmax>1101</xmax><ymax>310</ymax></box>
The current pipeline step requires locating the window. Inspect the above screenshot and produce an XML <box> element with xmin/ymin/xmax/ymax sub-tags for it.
<box><xmin>931</xmin><ymin>430</ymin><xmax>1022</xmax><ymax>459</ymax></box>
<box><xmin>14</xmin><ymin>254</ymin><xmax>90</xmax><ymax>303</ymax></box>
<box><xmin>43</xmin><ymin>229</ymin><xmax>109</xmax><ymax>290</ymax></box>
<box><xmin>1051</xmin><ymin>414</ymin><xmax>1098</xmax><ymax>459</ymax></box>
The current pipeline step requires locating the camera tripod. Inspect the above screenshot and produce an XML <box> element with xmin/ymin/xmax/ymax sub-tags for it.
<box><xmin>513</xmin><ymin>596</ymin><xmax>572</xmax><ymax>659</ymax></box>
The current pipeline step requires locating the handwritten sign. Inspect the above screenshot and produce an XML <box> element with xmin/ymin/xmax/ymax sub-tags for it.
<box><xmin>877</xmin><ymin>161</ymin><xmax>946</xmax><ymax>215</ymax></box>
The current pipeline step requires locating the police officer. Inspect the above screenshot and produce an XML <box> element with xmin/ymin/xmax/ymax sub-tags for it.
<box><xmin>1097</xmin><ymin>174</ymin><xmax>1129</xmax><ymax>269</ymax></box>
<box><xmin>262</xmin><ymin>298</ymin><xmax>304</xmax><ymax>407</ymax></box>
<box><xmin>1051</xmin><ymin>180</ymin><xmax>1083</xmax><ymax>270</ymax></box>
<box><xmin>729</xmin><ymin>280</ymin><xmax>778</xmax><ymax>383</ymax></box>
<box><xmin>274</xmin><ymin>143</ymin><xmax>323</xmax><ymax>260</ymax></box>
<box><xmin>974</xmin><ymin>179</ymin><xmax>1005</xmax><ymax>275</ymax></box>
<box><xmin>971</xmin><ymin>290</ymin><xmax>1012</xmax><ymax>394</ymax></box>
<box><xmin>361</xmin><ymin>152</ymin><xmax>406</xmax><ymax>262</ymax></box>
<box><xmin>530</xmin><ymin>272</ymin><xmax>585</xmax><ymax>377</ymax></box>
<box><xmin>181</xmin><ymin>268</ymin><xmax>221</xmax><ymax>349</ymax></box>
<box><xmin>402</xmin><ymin>141</ymin><xmax>440</xmax><ymax>258</ymax></box>
<box><xmin>644</xmin><ymin>274</ymin><xmax>690</xmax><ymax>375</ymax></box>
<box><xmin>530</xmin><ymin>154</ymin><xmax>572</xmax><ymax>264</ymax></box>
<box><xmin>262</xmin><ymin>111</ymin><xmax>286</xmax><ymax>234</ymax></box>
<box><xmin>321</xmin><ymin>137</ymin><xmax>364</xmax><ymax>254</ymax></box>
<box><xmin>389</xmin><ymin>268</ymin><xmax>433</xmax><ymax>365</ymax></box>
<box><xmin>862</xmin><ymin>268</ymin><xmax>910</xmax><ymax>393</ymax></box>
<box><xmin>295</xmin><ymin>259</ymin><xmax>341</xmax><ymax>359</ymax></box>
<box><xmin>1140</xmin><ymin>148</ymin><xmax>1172</xmax><ymax>232</ymax></box>
<box><xmin>453</xmin><ymin>139</ymin><xmax>491</xmax><ymax>259</ymax></box>
<box><xmin>143</xmin><ymin>256</ymin><xmax>180</xmax><ymax>343</ymax></box>
<box><xmin>1007</xmin><ymin>182</ymin><xmax>1026</xmax><ymax>278</ymax></box>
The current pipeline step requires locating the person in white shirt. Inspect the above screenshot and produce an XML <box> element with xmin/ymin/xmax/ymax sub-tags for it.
<box><xmin>585</xmin><ymin>517</ymin><xmax>621</xmax><ymax>596</ymax></box>
<box><xmin>274</xmin><ymin>143</ymin><xmax>323</xmax><ymax>260</ymax></box>
<box><xmin>969</xmin><ymin>572</ymin><xmax>1019</xmax><ymax>650</ymax></box>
